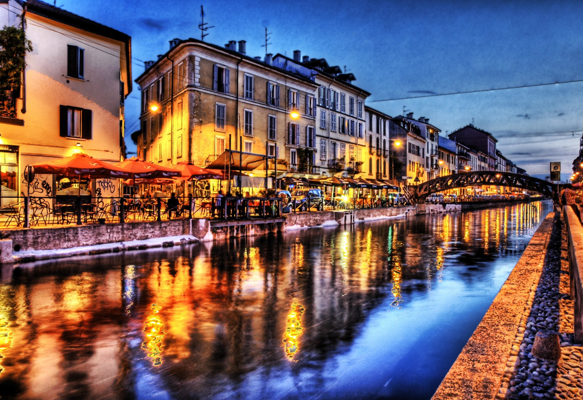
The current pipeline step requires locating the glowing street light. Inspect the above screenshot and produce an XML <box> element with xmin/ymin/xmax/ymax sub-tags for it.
<box><xmin>438</xmin><ymin>160</ymin><xmax>444</xmax><ymax>165</ymax></box>
<box><xmin>149</xmin><ymin>103</ymin><xmax>160</xmax><ymax>112</ymax></box>
<box><xmin>394</xmin><ymin>140</ymin><xmax>401</xmax><ymax>147</ymax></box>
<box><xmin>290</xmin><ymin>110</ymin><xmax>300</xmax><ymax>120</ymax></box>
<box><xmin>464</xmin><ymin>166</ymin><xmax>471</xmax><ymax>171</ymax></box>
<box><xmin>496</xmin><ymin>174</ymin><xmax>501</xmax><ymax>178</ymax></box>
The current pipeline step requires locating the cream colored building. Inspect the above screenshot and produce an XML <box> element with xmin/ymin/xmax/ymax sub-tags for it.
<box><xmin>0</xmin><ymin>0</ymin><xmax>131</xmax><ymax>199</ymax></box>
<box><xmin>364</xmin><ymin>106</ymin><xmax>391</xmax><ymax>180</ymax></box>
<box><xmin>391</xmin><ymin>117</ymin><xmax>428</xmax><ymax>185</ymax></box>
<box><xmin>272</xmin><ymin>52</ymin><xmax>370</xmax><ymax>177</ymax></box>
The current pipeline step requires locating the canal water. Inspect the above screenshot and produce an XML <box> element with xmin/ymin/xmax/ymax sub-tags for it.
<box><xmin>0</xmin><ymin>201</ymin><xmax>552</xmax><ymax>400</ymax></box>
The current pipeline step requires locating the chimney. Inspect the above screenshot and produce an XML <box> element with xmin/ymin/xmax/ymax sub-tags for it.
<box><xmin>144</xmin><ymin>60</ymin><xmax>155</xmax><ymax>69</ymax></box>
<box><xmin>169</xmin><ymin>38</ymin><xmax>180</xmax><ymax>49</ymax></box>
<box><xmin>425</xmin><ymin>118</ymin><xmax>430</xmax><ymax>124</ymax></box>
<box><xmin>157</xmin><ymin>54</ymin><xmax>163</xmax><ymax>60</ymax></box>
<box><xmin>238</xmin><ymin>40</ymin><xmax>246</xmax><ymax>54</ymax></box>
<box><xmin>254</xmin><ymin>56</ymin><xmax>262</xmax><ymax>61</ymax></box>
<box><xmin>228</xmin><ymin>40</ymin><xmax>237</xmax><ymax>51</ymax></box>
<box><xmin>293</xmin><ymin>50</ymin><xmax>301</xmax><ymax>62</ymax></box>
<box><xmin>302</xmin><ymin>55</ymin><xmax>310</xmax><ymax>63</ymax></box>
<box><xmin>265</xmin><ymin>53</ymin><xmax>272</xmax><ymax>65</ymax></box>
<box><xmin>406</xmin><ymin>112</ymin><xmax>414</xmax><ymax>119</ymax></box>
<box><xmin>419</xmin><ymin>116</ymin><xmax>425</xmax><ymax>123</ymax></box>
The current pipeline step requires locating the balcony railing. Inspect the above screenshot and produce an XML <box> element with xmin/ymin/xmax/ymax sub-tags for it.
<box><xmin>327</xmin><ymin>158</ymin><xmax>346</xmax><ymax>172</ymax></box>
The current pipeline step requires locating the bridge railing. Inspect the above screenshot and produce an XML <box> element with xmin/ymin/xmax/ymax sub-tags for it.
<box><xmin>563</xmin><ymin>205</ymin><xmax>583</xmax><ymax>344</ymax></box>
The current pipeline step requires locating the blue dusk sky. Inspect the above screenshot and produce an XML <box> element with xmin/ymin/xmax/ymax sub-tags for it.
<box><xmin>59</xmin><ymin>0</ymin><xmax>583</xmax><ymax>178</ymax></box>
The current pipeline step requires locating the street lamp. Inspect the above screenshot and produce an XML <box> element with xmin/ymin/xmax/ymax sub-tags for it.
<box><xmin>438</xmin><ymin>160</ymin><xmax>444</xmax><ymax>165</ymax></box>
<box><xmin>149</xmin><ymin>103</ymin><xmax>160</xmax><ymax>113</ymax></box>
<box><xmin>464</xmin><ymin>166</ymin><xmax>471</xmax><ymax>172</ymax></box>
<box><xmin>290</xmin><ymin>109</ymin><xmax>300</xmax><ymax>120</ymax></box>
<box><xmin>389</xmin><ymin>139</ymin><xmax>402</xmax><ymax>181</ymax></box>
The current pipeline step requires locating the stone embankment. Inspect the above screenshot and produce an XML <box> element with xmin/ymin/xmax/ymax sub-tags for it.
<box><xmin>432</xmin><ymin>210</ymin><xmax>583</xmax><ymax>400</ymax></box>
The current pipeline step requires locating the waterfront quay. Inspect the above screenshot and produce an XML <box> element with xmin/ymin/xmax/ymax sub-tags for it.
<box><xmin>0</xmin><ymin>201</ymin><xmax>561</xmax><ymax>399</ymax></box>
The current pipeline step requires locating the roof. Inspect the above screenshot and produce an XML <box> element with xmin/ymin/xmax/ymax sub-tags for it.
<box><xmin>364</xmin><ymin>105</ymin><xmax>392</xmax><ymax>119</ymax></box>
<box><xmin>18</xmin><ymin>0</ymin><xmax>132</xmax><ymax>94</ymax></box>
<box><xmin>449</xmin><ymin>124</ymin><xmax>498</xmax><ymax>143</ymax></box>
<box><xmin>136</xmin><ymin>39</ymin><xmax>318</xmax><ymax>87</ymax></box>
<box><xmin>272</xmin><ymin>53</ymin><xmax>371</xmax><ymax>96</ymax></box>
<box><xmin>393</xmin><ymin>115</ymin><xmax>441</xmax><ymax>133</ymax></box>
<box><xmin>438</xmin><ymin>136</ymin><xmax>457</xmax><ymax>153</ymax></box>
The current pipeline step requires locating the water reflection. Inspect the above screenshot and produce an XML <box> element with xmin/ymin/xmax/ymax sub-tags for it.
<box><xmin>0</xmin><ymin>201</ymin><xmax>552</xmax><ymax>399</ymax></box>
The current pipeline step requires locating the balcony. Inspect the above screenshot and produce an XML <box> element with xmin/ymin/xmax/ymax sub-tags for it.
<box><xmin>327</xmin><ymin>158</ymin><xmax>346</xmax><ymax>172</ymax></box>
<box><xmin>0</xmin><ymin>89</ymin><xmax>19</xmax><ymax>120</ymax></box>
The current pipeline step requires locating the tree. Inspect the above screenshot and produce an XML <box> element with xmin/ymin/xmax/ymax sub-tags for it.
<box><xmin>296</xmin><ymin>148</ymin><xmax>314</xmax><ymax>173</ymax></box>
<box><xmin>0</xmin><ymin>25</ymin><xmax>32</xmax><ymax>117</ymax></box>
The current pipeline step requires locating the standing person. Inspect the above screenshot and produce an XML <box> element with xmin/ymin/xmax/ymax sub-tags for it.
<box><xmin>214</xmin><ymin>190</ymin><xmax>224</xmax><ymax>218</ymax></box>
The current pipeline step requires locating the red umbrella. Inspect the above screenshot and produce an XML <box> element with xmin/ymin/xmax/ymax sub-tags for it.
<box><xmin>175</xmin><ymin>162</ymin><xmax>223</xmax><ymax>180</ymax></box>
<box><xmin>114</xmin><ymin>157</ymin><xmax>180</xmax><ymax>179</ymax></box>
<box><xmin>31</xmin><ymin>153</ymin><xmax>131</xmax><ymax>178</ymax></box>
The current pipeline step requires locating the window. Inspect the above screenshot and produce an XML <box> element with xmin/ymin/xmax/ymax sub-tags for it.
<box><xmin>326</xmin><ymin>88</ymin><xmax>331</xmax><ymax>108</ymax></box>
<box><xmin>349</xmin><ymin>97</ymin><xmax>355</xmax><ymax>116</ymax></box>
<box><xmin>340</xmin><ymin>93</ymin><xmax>346</xmax><ymax>112</ymax></box>
<box><xmin>268</xmin><ymin>115</ymin><xmax>277</xmax><ymax>140</ymax></box>
<box><xmin>320</xmin><ymin>110</ymin><xmax>326</xmax><ymax>129</ymax></box>
<box><xmin>338</xmin><ymin>116</ymin><xmax>345</xmax><ymax>134</ymax></box>
<box><xmin>288</xmin><ymin>89</ymin><xmax>299</xmax><ymax>110</ymax></box>
<box><xmin>177</xmin><ymin>134</ymin><xmax>183</xmax><ymax>158</ymax></box>
<box><xmin>178</xmin><ymin>61</ymin><xmax>186</xmax><ymax>89</ymax></box>
<box><xmin>358</xmin><ymin>123</ymin><xmax>363</xmax><ymax>138</ymax></box>
<box><xmin>320</xmin><ymin>139</ymin><xmax>327</xmax><ymax>161</ymax></box>
<box><xmin>290</xmin><ymin>149</ymin><xmax>297</xmax><ymax>166</ymax></box>
<box><xmin>177</xmin><ymin>101</ymin><xmax>183</xmax><ymax>130</ymax></box>
<box><xmin>331</xmin><ymin>142</ymin><xmax>337</xmax><ymax>159</ymax></box>
<box><xmin>216</xmin><ymin>136</ymin><xmax>225</xmax><ymax>156</ymax></box>
<box><xmin>213</xmin><ymin>64</ymin><xmax>230</xmax><ymax>93</ymax></box>
<box><xmin>330</xmin><ymin>90</ymin><xmax>336</xmax><ymax>110</ymax></box>
<box><xmin>306</xmin><ymin>126</ymin><xmax>316</xmax><ymax>148</ymax></box>
<box><xmin>267</xmin><ymin>82</ymin><xmax>280</xmax><ymax>107</ymax></box>
<box><xmin>306</xmin><ymin>95</ymin><xmax>315</xmax><ymax>117</ymax></box>
<box><xmin>67</xmin><ymin>45</ymin><xmax>84</xmax><ymax>79</ymax></box>
<box><xmin>158</xmin><ymin>142</ymin><xmax>162</xmax><ymax>162</ymax></box>
<box><xmin>268</xmin><ymin>143</ymin><xmax>277</xmax><ymax>157</ymax></box>
<box><xmin>349</xmin><ymin>120</ymin><xmax>355</xmax><ymax>136</ymax></box>
<box><xmin>215</xmin><ymin>103</ymin><xmax>226</xmax><ymax>131</ymax></box>
<box><xmin>318</xmin><ymin>87</ymin><xmax>325</xmax><ymax>106</ymax></box>
<box><xmin>358</xmin><ymin>100</ymin><xmax>363</xmax><ymax>118</ymax></box>
<box><xmin>244</xmin><ymin>110</ymin><xmax>253</xmax><ymax>136</ymax></box>
<box><xmin>334</xmin><ymin>91</ymin><xmax>339</xmax><ymax>111</ymax></box>
<box><xmin>340</xmin><ymin>143</ymin><xmax>346</xmax><ymax>159</ymax></box>
<box><xmin>369</xmin><ymin>158</ymin><xmax>373</xmax><ymax>174</ymax></box>
<box><xmin>141</xmin><ymin>121</ymin><xmax>148</xmax><ymax>143</ymax></box>
<box><xmin>141</xmin><ymin>84</ymin><xmax>149</xmax><ymax>113</ymax></box>
<box><xmin>288</xmin><ymin>123</ymin><xmax>300</xmax><ymax>145</ymax></box>
<box><xmin>331</xmin><ymin>113</ymin><xmax>337</xmax><ymax>132</ymax></box>
<box><xmin>167</xmin><ymin>136</ymin><xmax>172</xmax><ymax>160</ymax></box>
<box><xmin>60</xmin><ymin>106</ymin><xmax>92</xmax><ymax>139</ymax></box>
<box><xmin>150</xmin><ymin>117</ymin><xmax>158</xmax><ymax>139</ymax></box>
<box><xmin>244</xmin><ymin>75</ymin><xmax>254</xmax><ymax>100</ymax></box>
<box><xmin>244</xmin><ymin>141</ymin><xmax>253</xmax><ymax>153</ymax></box>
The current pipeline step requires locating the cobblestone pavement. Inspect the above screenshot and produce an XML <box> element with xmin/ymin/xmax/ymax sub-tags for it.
<box><xmin>500</xmin><ymin>214</ymin><xmax>582</xmax><ymax>399</ymax></box>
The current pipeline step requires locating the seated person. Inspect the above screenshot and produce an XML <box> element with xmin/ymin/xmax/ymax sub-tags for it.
<box><xmin>166</xmin><ymin>192</ymin><xmax>180</xmax><ymax>218</ymax></box>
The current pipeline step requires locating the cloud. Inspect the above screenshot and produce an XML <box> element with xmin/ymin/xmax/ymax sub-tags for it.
<box><xmin>139</xmin><ymin>18</ymin><xmax>167</xmax><ymax>31</ymax></box>
<box><xmin>516</xmin><ymin>114</ymin><xmax>531</xmax><ymax>119</ymax></box>
<box><xmin>508</xmin><ymin>152</ymin><xmax>532</xmax><ymax>156</ymax></box>
<box><xmin>408</xmin><ymin>90</ymin><xmax>437</xmax><ymax>95</ymax></box>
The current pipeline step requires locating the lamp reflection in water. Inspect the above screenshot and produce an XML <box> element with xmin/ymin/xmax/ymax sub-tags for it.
<box><xmin>283</xmin><ymin>302</ymin><xmax>305</xmax><ymax>361</ymax></box>
<box><xmin>123</xmin><ymin>265</ymin><xmax>136</xmax><ymax>316</ymax></box>
<box><xmin>0</xmin><ymin>315</ymin><xmax>12</xmax><ymax>375</ymax></box>
<box><xmin>142</xmin><ymin>303</ymin><xmax>165</xmax><ymax>366</ymax></box>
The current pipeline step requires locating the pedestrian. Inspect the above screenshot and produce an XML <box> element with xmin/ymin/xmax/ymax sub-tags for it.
<box><xmin>167</xmin><ymin>192</ymin><xmax>180</xmax><ymax>219</ymax></box>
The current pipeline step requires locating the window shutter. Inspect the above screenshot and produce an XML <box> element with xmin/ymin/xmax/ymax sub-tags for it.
<box><xmin>296</xmin><ymin>92</ymin><xmax>300</xmax><ymax>111</ymax></box>
<box><xmin>275</xmin><ymin>85</ymin><xmax>280</xmax><ymax>107</ymax></box>
<box><xmin>78</xmin><ymin>48</ymin><xmax>84</xmax><ymax>79</ymax></box>
<box><xmin>60</xmin><ymin>105</ymin><xmax>68</xmax><ymax>137</ymax></box>
<box><xmin>67</xmin><ymin>45</ymin><xmax>78</xmax><ymax>78</ymax></box>
<box><xmin>305</xmin><ymin>126</ymin><xmax>309</xmax><ymax>146</ymax></box>
<box><xmin>267</xmin><ymin>82</ymin><xmax>272</xmax><ymax>104</ymax></box>
<box><xmin>213</xmin><ymin>64</ymin><xmax>219</xmax><ymax>91</ymax></box>
<box><xmin>288</xmin><ymin>89</ymin><xmax>292</xmax><ymax>109</ymax></box>
<box><xmin>288</xmin><ymin>123</ymin><xmax>292</xmax><ymax>144</ymax></box>
<box><xmin>295</xmin><ymin>125</ymin><xmax>300</xmax><ymax>146</ymax></box>
<box><xmin>305</xmin><ymin>95</ymin><xmax>309</xmax><ymax>115</ymax></box>
<box><xmin>335</xmin><ymin>92</ymin><xmax>339</xmax><ymax>111</ymax></box>
<box><xmin>311</xmin><ymin>128</ymin><xmax>316</xmax><ymax>148</ymax></box>
<box><xmin>224</xmin><ymin>68</ymin><xmax>230</xmax><ymax>93</ymax></box>
<box><xmin>82</xmin><ymin>109</ymin><xmax>92</xmax><ymax>139</ymax></box>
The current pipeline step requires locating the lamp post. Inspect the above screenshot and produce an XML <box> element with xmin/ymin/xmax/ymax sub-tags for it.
<box><xmin>389</xmin><ymin>139</ymin><xmax>402</xmax><ymax>182</ymax></box>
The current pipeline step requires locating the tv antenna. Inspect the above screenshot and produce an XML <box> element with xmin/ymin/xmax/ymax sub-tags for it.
<box><xmin>198</xmin><ymin>6</ymin><xmax>214</xmax><ymax>42</ymax></box>
<box><xmin>261</xmin><ymin>27</ymin><xmax>272</xmax><ymax>56</ymax></box>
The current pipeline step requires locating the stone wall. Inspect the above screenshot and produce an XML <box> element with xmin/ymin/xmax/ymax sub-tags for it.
<box><xmin>563</xmin><ymin>206</ymin><xmax>583</xmax><ymax>343</ymax></box>
<box><xmin>3</xmin><ymin>220</ymin><xmax>193</xmax><ymax>252</ymax></box>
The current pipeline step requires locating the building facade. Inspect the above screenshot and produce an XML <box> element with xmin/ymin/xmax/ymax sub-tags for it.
<box><xmin>390</xmin><ymin>118</ymin><xmax>427</xmax><ymax>185</ymax></box>
<box><xmin>437</xmin><ymin>136</ymin><xmax>457</xmax><ymax>177</ymax></box>
<box><xmin>0</xmin><ymin>0</ymin><xmax>131</xmax><ymax>199</ymax></box>
<box><xmin>449</xmin><ymin>124</ymin><xmax>497</xmax><ymax>171</ymax></box>
<box><xmin>364</xmin><ymin>106</ymin><xmax>391</xmax><ymax>180</ymax></box>
<box><xmin>273</xmin><ymin>52</ymin><xmax>370</xmax><ymax>177</ymax></box>
<box><xmin>135</xmin><ymin>40</ymin><xmax>318</xmax><ymax>182</ymax></box>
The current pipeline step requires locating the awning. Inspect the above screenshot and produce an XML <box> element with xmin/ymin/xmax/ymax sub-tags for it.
<box><xmin>206</xmin><ymin>150</ymin><xmax>275</xmax><ymax>172</ymax></box>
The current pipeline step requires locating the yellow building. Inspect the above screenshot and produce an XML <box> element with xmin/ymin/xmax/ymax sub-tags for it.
<box><xmin>0</xmin><ymin>0</ymin><xmax>131</xmax><ymax>199</ymax></box>
<box><xmin>135</xmin><ymin>39</ymin><xmax>318</xmax><ymax>185</ymax></box>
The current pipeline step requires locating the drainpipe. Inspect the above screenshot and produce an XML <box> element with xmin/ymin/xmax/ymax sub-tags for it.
<box><xmin>20</xmin><ymin>2</ymin><xmax>27</xmax><ymax>114</ymax></box>
<box><xmin>235</xmin><ymin>57</ymin><xmax>243</xmax><ymax>151</ymax></box>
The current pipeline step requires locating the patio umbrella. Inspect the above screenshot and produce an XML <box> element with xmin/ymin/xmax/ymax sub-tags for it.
<box><xmin>175</xmin><ymin>162</ymin><xmax>223</xmax><ymax>180</ymax></box>
<box><xmin>115</xmin><ymin>157</ymin><xmax>181</xmax><ymax>179</ymax></box>
<box><xmin>31</xmin><ymin>153</ymin><xmax>130</xmax><ymax>178</ymax></box>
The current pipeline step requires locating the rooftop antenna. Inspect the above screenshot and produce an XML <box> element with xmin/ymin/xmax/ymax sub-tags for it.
<box><xmin>471</xmin><ymin>117</ymin><xmax>474</xmax><ymax>125</ymax></box>
<box><xmin>198</xmin><ymin>6</ymin><xmax>214</xmax><ymax>42</ymax></box>
<box><xmin>344</xmin><ymin>65</ymin><xmax>351</xmax><ymax>73</ymax></box>
<box><xmin>261</xmin><ymin>27</ymin><xmax>272</xmax><ymax>56</ymax></box>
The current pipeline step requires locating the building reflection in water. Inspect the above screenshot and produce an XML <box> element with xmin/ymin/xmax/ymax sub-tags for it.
<box><xmin>142</xmin><ymin>303</ymin><xmax>165</xmax><ymax>366</ymax></box>
<box><xmin>0</xmin><ymin>201</ymin><xmax>552</xmax><ymax>399</ymax></box>
<box><xmin>283</xmin><ymin>302</ymin><xmax>305</xmax><ymax>360</ymax></box>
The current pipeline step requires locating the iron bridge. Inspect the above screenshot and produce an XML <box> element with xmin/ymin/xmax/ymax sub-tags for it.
<box><xmin>407</xmin><ymin>171</ymin><xmax>565</xmax><ymax>203</ymax></box>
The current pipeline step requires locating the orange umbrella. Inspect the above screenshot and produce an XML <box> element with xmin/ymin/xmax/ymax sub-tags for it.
<box><xmin>114</xmin><ymin>157</ymin><xmax>180</xmax><ymax>179</ymax></box>
<box><xmin>175</xmin><ymin>162</ymin><xmax>223</xmax><ymax>180</ymax></box>
<box><xmin>30</xmin><ymin>153</ymin><xmax>131</xmax><ymax>178</ymax></box>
